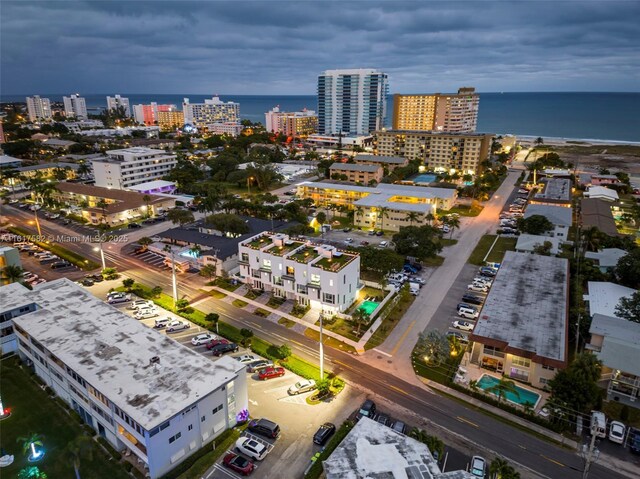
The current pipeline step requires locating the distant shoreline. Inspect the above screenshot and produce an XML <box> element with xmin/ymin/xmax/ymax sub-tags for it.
<box><xmin>514</xmin><ymin>135</ymin><xmax>640</xmax><ymax>147</ymax></box>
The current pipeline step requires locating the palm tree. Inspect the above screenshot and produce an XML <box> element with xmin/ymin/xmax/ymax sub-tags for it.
<box><xmin>17</xmin><ymin>467</ymin><xmax>48</xmax><ymax>479</ymax></box>
<box><xmin>17</xmin><ymin>433</ymin><xmax>44</xmax><ymax>460</ymax></box>
<box><xmin>199</xmin><ymin>264</ymin><xmax>217</xmax><ymax>281</ymax></box>
<box><xmin>444</xmin><ymin>216</ymin><xmax>460</xmax><ymax>239</ymax></box>
<box><xmin>76</xmin><ymin>161</ymin><xmax>91</xmax><ymax>179</ymax></box>
<box><xmin>354</xmin><ymin>206</ymin><xmax>364</xmax><ymax>227</ymax></box>
<box><xmin>2</xmin><ymin>264</ymin><xmax>24</xmax><ymax>284</ymax></box>
<box><xmin>406</xmin><ymin>211</ymin><xmax>420</xmax><ymax>226</ymax></box>
<box><xmin>486</xmin><ymin>377</ymin><xmax>520</xmax><ymax>403</ymax></box>
<box><xmin>142</xmin><ymin>194</ymin><xmax>152</xmax><ymax>218</ymax></box>
<box><xmin>489</xmin><ymin>457</ymin><xmax>509</xmax><ymax>479</ymax></box>
<box><xmin>137</xmin><ymin>236</ymin><xmax>153</xmax><ymax>251</ymax></box>
<box><xmin>377</xmin><ymin>206</ymin><xmax>389</xmax><ymax>231</ymax></box>
<box><xmin>582</xmin><ymin>226</ymin><xmax>604</xmax><ymax>252</ymax></box>
<box><xmin>65</xmin><ymin>437</ymin><xmax>93</xmax><ymax>479</ymax></box>
<box><xmin>534</xmin><ymin>137</ymin><xmax>544</xmax><ymax>146</ymax></box>
<box><xmin>351</xmin><ymin>309</ymin><xmax>370</xmax><ymax>335</ymax></box>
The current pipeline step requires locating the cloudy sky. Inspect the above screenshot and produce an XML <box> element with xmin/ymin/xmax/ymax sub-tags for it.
<box><xmin>2</xmin><ymin>0</ymin><xmax>639</xmax><ymax>95</ymax></box>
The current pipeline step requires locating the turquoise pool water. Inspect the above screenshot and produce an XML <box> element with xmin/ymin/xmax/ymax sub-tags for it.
<box><xmin>412</xmin><ymin>174</ymin><xmax>437</xmax><ymax>184</ymax></box>
<box><xmin>476</xmin><ymin>374</ymin><xmax>541</xmax><ymax>407</ymax></box>
<box><xmin>358</xmin><ymin>300</ymin><xmax>379</xmax><ymax>316</ymax></box>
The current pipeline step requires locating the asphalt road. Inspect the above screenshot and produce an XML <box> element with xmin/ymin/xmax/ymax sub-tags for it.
<box><xmin>2</xmin><ymin>204</ymin><xmax>636</xmax><ymax>479</ymax></box>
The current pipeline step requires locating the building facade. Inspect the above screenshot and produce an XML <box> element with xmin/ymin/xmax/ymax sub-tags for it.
<box><xmin>207</xmin><ymin>122</ymin><xmax>244</xmax><ymax>137</ymax></box>
<box><xmin>317</xmin><ymin>69</ymin><xmax>388</xmax><ymax>135</ymax></box>
<box><xmin>106</xmin><ymin>95</ymin><xmax>131</xmax><ymax>117</ymax></box>
<box><xmin>0</xmin><ymin>279</ymin><xmax>247</xmax><ymax>479</ymax></box>
<box><xmin>157</xmin><ymin>109</ymin><xmax>185</xmax><ymax>131</ymax></box>
<box><xmin>63</xmin><ymin>94</ymin><xmax>88</xmax><ymax>120</ymax></box>
<box><xmin>393</xmin><ymin>87</ymin><xmax>479</xmax><ymax>132</ymax></box>
<box><xmin>133</xmin><ymin>103</ymin><xmax>177</xmax><ymax>126</ymax></box>
<box><xmin>373</xmin><ymin>130</ymin><xmax>493</xmax><ymax>175</ymax></box>
<box><xmin>92</xmin><ymin>147</ymin><xmax>178</xmax><ymax>189</ymax></box>
<box><xmin>182</xmin><ymin>97</ymin><xmax>239</xmax><ymax>129</ymax></box>
<box><xmin>265</xmin><ymin>106</ymin><xmax>318</xmax><ymax>137</ymax></box>
<box><xmin>239</xmin><ymin>233</ymin><xmax>360</xmax><ymax>314</ymax></box>
<box><xmin>353</xmin><ymin>153</ymin><xmax>408</xmax><ymax>172</ymax></box>
<box><xmin>26</xmin><ymin>96</ymin><xmax>53</xmax><ymax>122</ymax></box>
<box><xmin>329</xmin><ymin>163</ymin><xmax>383</xmax><ymax>185</ymax></box>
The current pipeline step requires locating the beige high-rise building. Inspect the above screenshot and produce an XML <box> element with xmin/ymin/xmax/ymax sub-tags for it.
<box><xmin>374</xmin><ymin>130</ymin><xmax>493</xmax><ymax>175</ymax></box>
<box><xmin>157</xmin><ymin>109</ymin><xmax>185</xmax><ymax>131</ymax></box>
<box><xmin>393</xmin><ymin>87</ymin><xmax>479</xmax><ymax>132</ymax></box>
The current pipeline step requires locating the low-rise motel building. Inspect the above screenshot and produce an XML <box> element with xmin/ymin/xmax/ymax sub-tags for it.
<box><xmin>296</xmin><ymin>181</ymin><xmax>456</xmax><ymax>232</ymax></box>
<box><xmin>470</xmin><ymin>251</ymin><xmax>569</xmax><ymax>391</ymax></box>
<box><xmin>52</xmin><ymin>182</ymin><xmax>176</xmax><ymax>226</ymax></box>
<box><xmin>352</xmin><ymin>153</ymin><xmax>409</xmax><ymax>172</ymax></box>
<box><xmin>329</xmin><ymin>162</ymin><xmax>383</xmax><ymax>185</ymax></box>
<box><xmin>0</xmin><ymin>279</ymin><xmax>248</xmax><ymax>479</ymax></box>
<box><xmin>238</xmin><ymin>233</ymin><xmax>360</xmax><ymax>315</ymax></box>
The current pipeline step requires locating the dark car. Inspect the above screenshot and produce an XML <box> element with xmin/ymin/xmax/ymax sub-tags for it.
<box><xmin>51</xmin><ymin>260</ymin><xmax>72</xmax><ymax>269</ymax></box>
<box><xmin>248</xmin><ymin>418</ymin><xmax>281</xmax><ymax>439</ymax></box>
<box><xmin>629</xmin><ymin>427</ymin><xmax>640</xmax><ymax>455</ymax></box>
<box><xmin>376</xmin><ymin>231</ymin><xmax>384</xmax><ymax>236</ymax></box>
<box><xmin>391</xmin><ymin>420</ymin><xmax>407</xmax><ymax>434</ymax></box>
<box><xmin>461</xmin><ymin>294</ymin><xmax>484</xmax><ymax>305</ymax></box>
<box><xmin>80</xmin><ymin>278</ymin><xmax>94</xmax><ymax>286</ymax></box>
<box><xmin>356</xmin><ymin>399</ymin><xmax>376</xmax><ymax>421</ymax></box>
<box><xmin>211</xmin><ymin>342</ymin><xmax>239</xmax><ymax>356</ymax></box>
<box><xmin>127</xmin><ymin>223</ymin><xmax>142</xmax><ymax>229</ymax></box>
<box><xmin>457</xmin><ymin>302</ymin><xmax>476</xmax><ymax>311</ymax></box>
<box><xmin>206</xmin><ymin>338</ymin><xmax>230</xmax><ymax>350</ymax></box>
<box><xmin>223</xmin><ymin>452</ymin><xmax>255</xmax><ymax>476</ymax></box>
<box><xmin>479</xmin><ymin>267</ymin><xmax>497</xmax><ymax>277</ymax></box>
<box><xmin>342</xmin><ymin>228</ymin><xmax>352</xmax><ymax>232</ymax></box>
<box><xmin>376</xmin><ymin>413</ymin><xmax>390</xmax><ymax>426</ymax></box>
<box><xmin>87</xmin><ymin>274</ymin><xmax>104</xmax><ymax>282</ymax></box>
<box><xmin>313</xmin><ymin>422</ymin><xmax>336</xmax><ymax>445</ymax></box>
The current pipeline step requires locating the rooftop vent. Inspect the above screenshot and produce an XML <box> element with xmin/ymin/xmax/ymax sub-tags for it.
<box><xmin>150</xmin><ymin>356</ymin><xmax>160</xmax><ymax>365</ymax></box>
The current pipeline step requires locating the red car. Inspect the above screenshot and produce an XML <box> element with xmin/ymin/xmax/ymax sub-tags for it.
<box><xmin>223</xmin><ymin>452</ymin><xmax>255</xmax><ymax>476</ymax></box>
<box><xmin>258</xmin><ymin>367</ymin><xmax>285</xmax><ymax>380</ymax></box>
<box><xmin>206</xmin><ymin>338</ymin><xmax>230</xmax><ymax>350</ymax></box>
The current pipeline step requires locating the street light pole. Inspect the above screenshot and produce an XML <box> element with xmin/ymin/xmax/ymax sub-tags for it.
<box><xmin>319</xmin><ymin>313</ymin><xmax>324</xmax><ymax>381</ymax></box>
<box><xmin>33</xmin><ymin>207</ymin><xmax>42</xmax><ymax>237</ymax></box>
<box><xmin>164</xmin><ymin>245</ymin><xmax>179</xmax><ymax>310</ymax></box>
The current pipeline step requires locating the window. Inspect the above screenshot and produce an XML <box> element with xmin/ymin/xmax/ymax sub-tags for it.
<box><xmin>188</xmin><ymin>424</ymin><xmax>193</xmax><ymax>431</ymax></box>
<box><xmin>322</xmin><ymin>293</ymin><xmax>335</xmax><ymax>304</ymax></box>
<box><xmin>286</xmin><ymin>266</ymin><xmax>295</xmax><ymax>276</ymax></box>
<box><xmin>542</xmin><ymin>365</ymin><xmax>555</xmax><ymax>371</ymax></box>
<box><xmin>511</xmin><ymin>357</ymin><xmax>531</xmax><ymax>368</ymax></box>
<box><xmin>169</xmin><ymin>432</ymin><xmax>182</xmax><ymax>444</ymax></box>
<box><xmin>539</xmin><ymin>377</ymin><xmax>549</xmax><ymax>385</ymax></box>
<box><xmin>212</xmin><ymin>404</ymin><xmax>223</xmax><ymax>414</ymax></box>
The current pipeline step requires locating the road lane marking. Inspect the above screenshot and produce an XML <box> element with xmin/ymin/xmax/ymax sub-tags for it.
<box><xmin>388</xmin><ymin>384</ymin><xmax>409</xmax><ymax>396</ymax></box>
<box><xmin>456</xmin><ymin>416</ymin><xmax>479</xmax><ymax>428</ymax></box>
<box><xmin>540</xmin><ymin>455</ymin><xmax>565</xmax><ymax>467</ymax></box>
<box><xmin>373</xmin><ymin>348</ymin><xmax>392</xmax><ymax>357</ymax></box>
<box><xmin>390</xmin><ymin>320</ymin><xmax>416</xmax><ymax>356</ymax></box>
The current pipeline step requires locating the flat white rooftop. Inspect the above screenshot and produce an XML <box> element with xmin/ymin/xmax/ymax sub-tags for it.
<box><xmin>128</xmin><ymin>180</ymin><xmax>177</xmax><ymax>191</ymax></box>
<box><xmin>472</xmin><ymin>251</ymin><xmax>569</xmax><ymax>366</ymax></box>
<box><xmin>585</xmin><ymin>281</ymin><xmax>637</xmax><ymax>318</ymax></box>
<box><xmin>330</xmin><ymin>162</ymin><xmax>381</xmax><ymax>173</ymax></box>
<box><xmin>298</xmin><ymin>181</ymin><xmax>457</xmax><ymax>200</ymax></box>
<box><xmin>524</xmin><ymin>204</ymin><xmax>572</xmax><ymax>227</ymax></box>
<box><xmin>354</xmin><ymin>154</ymin><xmax>406</xmax><ymax>164</ymax></box>
<box><xmin>590</xmin><ymin>314</ymin><xmax>640</xmax><ymax>376</ymax></box>
<box><xmin>2</xmin><ymin>279</ymin><xmax>243</xmax><ymax>430</ymax></box>
<box><xmin>106</xmin><ymin>147</ymin><xmax>168</xmax><ymax>155</ymax></box>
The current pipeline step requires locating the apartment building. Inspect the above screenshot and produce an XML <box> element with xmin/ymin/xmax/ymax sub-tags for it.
<box><xmin>92</xmin><ymin>147</ymin><xmax>178</xmax><ymax>189</ymax></box>
<box><xmin>374</xmin><ymin>130</ymin><xmax>493</xmax><ymax>175</ymax></box>
<box><xmin>52</xmin><ymin>182</ymin><xmax>176</xmax><ymax>226</ymax></box>
<box><xmin>353</xmin><ymin>153</ymin><xmax>409</xmax><ymax>172</ymax></box>
<box><xmin>329</xmin><ymin>162</ymin><xmax>383</xmax><ymax>185</ymax></box>
<box><xmin>239</xmin><ymin>233</ymin><xmax>360</xmax><ymax>314</ymax></box>
<box><xmin>183</xmin><ymin>97</ymin><xmax>239</xmax><ymax>129</ymax></box>
<box><xmin>26</xmin><ymin>95</ymin><xmax>53</xmax><ymax>122</ymax></box>
<box><xmin>63</xmin><ymin>94</ymin><xmax>88</xmax><ymax>120</ymax></box>
<box><xmin>0</xmin><ymin>279</ymin><xmax>247</xmax><ymax>479</ymax></box>
<box><xmin>207</xmin><ymin>122</ymin><xmax>244</xmax><ymax>136</ymax></box>
<box><xmin>133</xmin><ymin>103</ymin><xmax>177</xmax><ymax>126</ymax></box>
<box><xmin>157</xmin><ymin>109</ymin><xmax>185</xmax><ymax>131</ymax></box>
<box><xmin>265</xmin><ymin>106</ymin><xmax>318</xmax><ymax>137</ymax></box>
<box><xmin>393</xmin><ymin>87</ymin><xmax>479</xmax><ymax>132</ymax></box>
<box><xmin>106</xmin><ymin>94</ymin><xmax>131</xmax><ymax>116</ymax></box>
<box><xmin>317</xmin><ymin>69</ymin><xmax>388</xmax><ymax>135</ymax></box>
<box><xmin>523</xmin><ymin>204</ymin><xmax>572</xmax><ymax>242</ymax></box>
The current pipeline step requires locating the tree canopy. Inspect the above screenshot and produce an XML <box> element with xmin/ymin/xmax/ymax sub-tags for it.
<box><xmin>357</xmin><ymin>246</ymin><xmax>404</xmax><ymax>278</ymax></box>
<box><xmin>517</xmin><ymin>214</ymin><xmax>554</xmax><ymax>235</ymax></box>
<box><xmin>614</xmin><ymin>249</ymin><xmax>640</xmax><ymax>289</ymax></box>
<box><xmin>615</xmin><ymin>291</ymin><xmax>640</xmax><ymax>323</ymax></box>
<box><xmin>204</xmin><ymin>213</ymin><xmax>250</xmax><ymax>236</ymax></box>
<box><xmin>548</xmin><ymin>352</ymin><xmax>602</xmax><ymax>420</ymax></box>
<box><xmin>392</xmin><ymin>225</ymin><xmax>442</xmax><ymax>260</ymax></box>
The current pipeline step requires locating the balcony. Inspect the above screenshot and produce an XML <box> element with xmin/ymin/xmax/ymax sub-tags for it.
<box><xmin>246</xmin><ymin>237</ymin><xmax>270</xmax><ymax>250</ymax></box>
<box><xmin>313</xmin><ymin>252</ymin><xmax>356</xmax><ymax>272</ymax></box>
<box><xmin>270</xmin><ymin>240</ymin><xmax>304</xmax><ymax>257</ymax></box>
<box><xmin>290</xmin><ymin>246</ymin><xmax>319</xmax><ymax>264</ymax></box>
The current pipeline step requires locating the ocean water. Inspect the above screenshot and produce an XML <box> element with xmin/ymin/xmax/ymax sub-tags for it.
<box><xmin>2</xmin><ymin>92</ymin><xmax>638</xmax><ymax>142</ymax></box>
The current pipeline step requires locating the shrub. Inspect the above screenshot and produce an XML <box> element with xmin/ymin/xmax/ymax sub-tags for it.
<box><xmin>277</xmin><ymin>344</ymin><xmax>291</xmax><ymax>360</ymax></box>
<box><xmin>123</xmin><ymin>462</ymin><xmax>134</xmax><ymax>472</ymax></box>
<box><xmin>176</xmin><ymin>299</ymin><xmax>190</xmax><ymax>310</ymax></box>
<box><xmin>97</xmin><ymin>436</ymin><xmax>122</xmax><ymax>461</ymax></box>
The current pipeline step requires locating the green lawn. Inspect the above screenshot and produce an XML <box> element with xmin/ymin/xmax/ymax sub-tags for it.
<box><xmin>0</xmin><ymin>358</ymin><xmax>128</xmax><ymax>479</ymax></box>
<box><xmin>232</xmin><ymin>299</ymin><xmax>248</xmax><ymax>308</ymax></box>
<box><xmin>485</xmin><ymin>237</ymin><xmax>517</xmax><ymax>263</ymax></box>
<box><xmin>468</xmin><ymin>235</ymin><xmax>517</xmax><ymax>266</ymax></box>
<box><xmin>365</xmin><ymin>288</ymin><xmax>415</xmax><ymax>350</ymax></box>
<box><xmin>441</xmin><ymin>204</ymin><xmax>483</xmax><ymax>217</ymax></box>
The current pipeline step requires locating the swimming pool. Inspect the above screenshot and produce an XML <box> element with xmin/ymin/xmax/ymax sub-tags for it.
<box><xmin>412</xmin><ymin>174</ymin><xmax>437</xmax><ymax>184</ymax></box>
<box><xmin>476</xmin><ymin>374</ymin><xmax>541</xmax><ymax>408</ymax></box>
<box><xmin>358</xmin><ymin>300</ymin><xmax>379</xmax><ymax>316</ymax></box>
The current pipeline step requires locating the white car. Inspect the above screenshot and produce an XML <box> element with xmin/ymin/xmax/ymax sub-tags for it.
<box><xmin>410</xmin><ymin>277</ymin><xmax>426</xmax><ymax>285</ymax></box>
<box><xmin>191</xmin><ymin>333</ymin><xmax>217</xmax><ymax>346</ymax></box>
<box><xmin>134</xmin><ymin>308</ymin><xmax>159</xmax><ymax>320</ymax></box>
<box><xmin>235</xmin><ymin>437</ymin><xmax>268</xmax><ymax>461</ymax></box>
<box><xmin>379</xmin><ymin>241</ymin><xmax>388</xmax><ymax>247</ymax></box>
<box><xmin>457</xmin><ymin>309</ymin><xmax>479</xmax><ymax>320</ymax></box>
<box><xmin>154</xmin><ymin>317</ymin><xmax>171</xmax><ymax>329</ymax></box>
<box><xmin>453</xmin><ymin>320</ymin><xmax>474</xmax><ymax>331</ymax></box>
<box><xmin>473</xmin><ymin>277</ymin><xmax>492</xmax><ymax>287</ymax></box>
<box><xmin>107</xmin><ymin>293</ymin><xmax>131</xmax><ymax>304</ymax></box>
<box><xmin>608</xmin><ymin>421</ymin><xmax>626</xmax><ymax>444</ymax></box>
<box><xmin>127</xmin><ymin>299</ymin><xmax>154</xmax><ymax>310</ymax></box>
<box><xmin>439</xmin><ymin>225</ymin><xmax>451</xmax><ymax>233</ymax></box>
<box><xmin>470</xmin><ymin>456</ymin><xmax>486</xmax><ymax>478</ymax></box>
<box><xmin>234</xmin><ymin>354</ymin><xmax>258</xmax><ymax>364</ymax></box>
<box><xmin>344</xmin><ymin>238</ymin><xmax>354</xmax><ymax>244</ymax></box>
<box><xmin>166</xmin><ymin>320</ymin><xmax>190</xmax><ymax>333</ymax></box>
<box><xmin>288</xmin><ymin>379</ymin><xmax>317</xmax><ymax>395</ymax></box>
<box><xmin>467</xmin><ymin>284</ymin><xmax>488</xmax><ymax>293</ymax></box>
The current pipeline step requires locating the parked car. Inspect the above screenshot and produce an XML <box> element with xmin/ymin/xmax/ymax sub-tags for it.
<box><xmin>391</xmin><ymin>420</ymin><xmax>407</xmax><ymax>434</ymax></box>
<box><xmin>447</xmin><ymin>331</ymin><xmax>469</xmax><ymax>343</ymax></box>
<box><xmin>368</xmin><ymin>230</ymin><xmax>376</xmax><ymax>236</ymax></box>
<box><xmin>479</xmin><ymin>267</ymin><xmax>497</xmax><ymax>276</ymax></box>
<box><xmin>154</xmin><ymin>318</ymin><xmax>171</xmax><ymax>329</ymax></box>
<box><xmin>356</xmin><ymin>399</ymin><xmax>376</xmax><ymax>421</ymax></box>
<box><xmin>258</xmin><ymin>367</ymin><xmax>285</xmax><ymax>380</ymax></box>
<box><xmin>79</xmin><ymin>278</ymin><xmax>94</xmax><ymax>286</ymax></box>
<box><xmin>235</xmin><ymin>437</ymin><xmax>268</xmax><ymax>461</ymax></box>
<box><xmin>88</xmin><ymin>274</ymin><xmax>104</xmax><ymax>282</ymax></box>
<box><xmin>222</xmin><ymin>452</ymin><xmax>255</xmax><ymax>476</ymax></box>
<box><xmin>248</xmin><ymin>418</ymin><xmax>281</xmax><ymax>439</ymax></box>
<box><xmin>453</xmin><ymin>320</ymin><xmax>474</xmax><ymax>331</ymax></box>
<box><xmin>461</xmin><ymin>294</ymin><xmax>483</xmax><ymax>305</ymax></box>
<box><xmin>376</xmin><ymin>230</ymin><xmax>384</xmax><ymax>236</ymax></box>
<box><xmin>234</xmin><ymin>354</ymin><xmax>258</xmax><ymax>364</ymax></box>
<box><xmin>313</xmin><ymin>422</ymin><xmax>336</xmax><ymax>445</ymax></box>
<box><xmin>191</xmin><ymin>333</ymin><xmax>218</xmax><ymax>346</ymax></box>
<box><xmin>246</xmin><ymin>360</ymin><xmax>274</xmax><ymax>373</ymax></box>
<box><xmin>128</xmin><ymin>299</ymin><xmax>154</xmax><ymax>310</ymax></box>
<box><xmin>379</xmin><ymin>241</ymin><xmax>388</xmax><ymax>247</ymax></box>
<box><xmin>288</xmin><ymin>379</ymin><xmax>316</xmax><ymax>395</ymax></box>
<box><xmin>609</xmin><ymin>421</ymin><xmax>626</xmax><ymax>444</ymax></box>
<box><xmin>467</xmin><ymin>284</ymin><xmax>488</xmax><ymax>293</ymax></box>
<box><xmin>376</xmin><ymin>413</ymin><xmax>390</xmax><ymax>426</ymax></box>
<box><xmin>344</xmin><ymin>238</ymin><xmax>354</xmax><ymax>244</ymax></box>
<box><xmin>31</xmin><ymin>278</ymin><xmax>47</xmax><ymax>286</ymax></box>
<box><xmin>134</xmin><ymin>308</ymin><xmax>159</xmax><ymax>320</ymax></box>
<box><xmin>166</xmin><ymin>320</ymin><xmax>190</xmax><ymax>332</ymax></box>
<box><xmin>211</xmin><ymin>342</ymin><xmax>239</xmax><ymax>356</ymax></box>
<box><xmin>107</xmin><ymin>293</ymin><xmax>131</xmax><ymax>304</ymax></box>
<box><xmin>629</xmin><ymin>427</ymin><xmax>640</xmax><ymax>454</ymax></box>
<box><xmin>206</xmin><ymin>338</ymin><xmax>230</xmax><ymax>350</ymax></box>
<box><xmin>360</xmin><ymin>240</ymin><xmax>370</xmax><ymax>246</ymax></box>
<box><xmin>470</xmin><ymin>456</ymin><xmax>486</xmax><ymax>477</ymax></box>
<box><xmin>127</xmin><ymin>223</ymin><xmax>142</xmax><ymax>229</ymax></box>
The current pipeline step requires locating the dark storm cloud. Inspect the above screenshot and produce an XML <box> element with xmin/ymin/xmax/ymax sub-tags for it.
<box><xmin>1</xmin><ymin>0</ymin><xmax>639</xmax><ymax>94</ymax></box>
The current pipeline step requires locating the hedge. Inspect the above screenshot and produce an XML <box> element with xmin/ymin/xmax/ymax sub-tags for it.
<box><xmin>97</xmin><ymin>436</ymin><xmax>122</xmax><ymax>461</ymax></box>
<box><xmin>304</xmin><ymin>421</ymin><xmax>354</xmax><ymax>479</ymax></box>
<box><xmin>8</xmin><ymin>226</ymin><xmax>100</xmax><ymax>270</ymax></box>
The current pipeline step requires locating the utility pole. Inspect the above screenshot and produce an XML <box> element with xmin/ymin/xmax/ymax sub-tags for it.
<box><xmin>164</xmin><ymin>245</ymin><xmax>178</xmax><ymax>310</ymax></box>
<box><xmin>582</xmin><ymin>421</ymin><xmax>600</xmax><ymax>479</ymax></box>
<box><xmin>33</xmin><ymin>207</ymin><xmax>42</xmax><ymax>237</ymax></box>
<box><xmin>318</xmin><ymin>313</ymin><xmax>324</xmax><ymax>381</ymax></box>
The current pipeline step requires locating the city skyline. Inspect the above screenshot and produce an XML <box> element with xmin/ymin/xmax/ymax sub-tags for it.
<box><xmin>1</xmin><ymin>1</ymin><xmax>639</xmax><ymax>95</ymax></box>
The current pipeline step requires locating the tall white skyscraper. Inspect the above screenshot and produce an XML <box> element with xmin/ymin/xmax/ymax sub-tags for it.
<box><xmin>317</xmin><ymin>68</ymin><xmax>388</xmax><ymax>135</ymax></box>
<box><xmin>63</xmin><ymin>94</ymin><xmax>88</xmax><ymax>120</ymax></box>
<box><xmin>106</xmin><ymin>94</ymin><xmax>131</xmax><ymax>117</ymax></box>
<box><xmin>26</xmin><ymin>95</ymin><xmax>52</xmax><ymax>122</ymax></box>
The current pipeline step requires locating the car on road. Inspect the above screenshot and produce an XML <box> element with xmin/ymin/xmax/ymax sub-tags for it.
<box><xmin>467</xmin><ymin>284</ymin><xmax>488</xmax><ymax>293</ymax></box>
<box><xmin>234</xmin><ymin>354</ymin><xmax>258</xmax><ymax>364</ymax></box>
<box><xmin>248</xmin><ymin>418</ymin><xmax>281</xmax><ymax>439</ymax></box>
<box><xmin>222</xmin><ymin>452</ymin><xmax>255</xmax><ymax>476</ymax></box>
<box><xmin>343</xmin><ymin>228</ymin><xmax>352</xmax><ymax>232</ymax></box>
<box><xmin>288</xmin><ymin>379</ymin><xmax>316</xmax><ymax>395</ymax></box>
<box><xmin>313</xmin><ymin>422</ymin><xmax>336</xmax><ymax>445</ymax></box>
<box><xmin>462</xmin><ymin>294</ymin><xmax>484</xmax><ymax>305</ymax></box>
<box><xmin>609</xmin><ymin>421</ymin><xmax>626</xmax><ymax>444</ymax></box>
<box><xmin>376</xmin><ymin>413</ymin><xmax>390</xmax><ymax>426</ymax></box>
<box><xmin>235</xmin><ymin>437</ymin><xmax>268</xmax><ymax>461</ymax></box>
<box><xmin>258</xmin><ymin>367</ymin><xmax>285</xmax><ymax>380</ymax></box>
<box><xmin>191</xmin><ymin>333</ymin><xmax>218</xmax><ymax>346</ymax></box>
<box><xmin>134</xmin><ymin>308</ymin><xmax>159</xmax><ymax>320</ymax></box>
<box><xmin>356</xmin><ymin>399</ymin><xmax>376</xmax><ymax>421</ymax></box>
<box><xmin>210</xmin><ymin>342</ymin><xmax>239</xmax><ymax>356</ymax></box>
<box><xmin>453</xmin><ymin>320</ymin><xmax>474</xmax><ymax>331</ymax></box>
<box><xmin>166</xmin><ymin>320</ymin><xmax>190</xmax><ymax>333</ymax></box>
<box><xmin>470</xmin><ymin>456</ymin><xmax>486</xmax><ymax>477</ymax></box>
<box><xmin>246</xmin><ymin>360</ymin><xmax>274</xmax><ymax>373</ymax></box>
<box><xmin>206</xmin><ymin>338</ymin><xmax>230</xmax><ymax>350</ymax></box>
<box><xmin>154</xmin><ymin>318</ymin><xmax>171</xmax><ymax>329</ymax></box>
<box><xmin>107</xmin><ymin>293</ymin><xmax>131</xmax><ymax>304</ymax></box>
